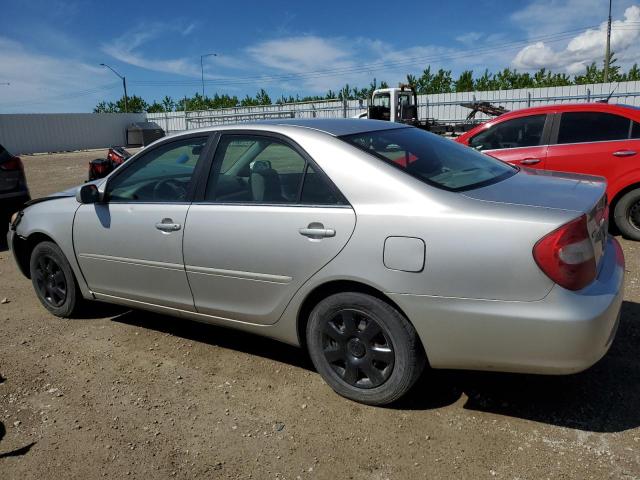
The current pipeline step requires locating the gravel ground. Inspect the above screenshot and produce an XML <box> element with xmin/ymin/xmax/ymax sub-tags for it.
<box><xmin>1</xmin><ymin>149</ymin><xmax>639</xmax><ymax>479</ymax></box>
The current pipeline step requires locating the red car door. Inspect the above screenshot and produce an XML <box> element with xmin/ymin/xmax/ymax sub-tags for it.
<box><xmin>466</xmin><ymin>113</ymin><xmax>551</xmax><ymax>169</ymax></box>
<box><xmin>545</xmin><ymin>111</ymin><xmax>640</xmax><ymax>192</ymax></box>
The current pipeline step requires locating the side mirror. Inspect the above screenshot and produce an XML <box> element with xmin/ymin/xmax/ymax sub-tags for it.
<box><xmin>76</xmin><ymin>184</ymin><xmax>100</xmax><ymax>204</ymax></box>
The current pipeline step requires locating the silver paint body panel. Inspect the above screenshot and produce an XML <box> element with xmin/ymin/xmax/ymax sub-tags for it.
<box><xmin>183</xmin><ymin>204</ymin><xmax>356</xmax><ymax>324</ymax></box>
<box><xmin>11</xmin><ymin>119</ymin><xmax>624</xmax><ymax>374</ymax></box>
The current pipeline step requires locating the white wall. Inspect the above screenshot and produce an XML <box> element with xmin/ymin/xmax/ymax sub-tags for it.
<box><xmin>0</xmin><ymin>113</ymin><xmax>146</xmax><ymax>155</ymax></box>
<box><xmin>148</xmin><ymin>81</ymin><xmax>640</xmax><ymax>134</ymax></box>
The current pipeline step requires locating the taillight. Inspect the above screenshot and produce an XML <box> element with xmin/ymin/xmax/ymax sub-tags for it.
<box><xmin>0</xmin><ymin>156</ymin><xmax>23</xmax><ymax>171</ymax></box>
<box><xmin>533</xmin><ymin>214</ymin><xmax>596</xmax><ymax>291</ymax></box>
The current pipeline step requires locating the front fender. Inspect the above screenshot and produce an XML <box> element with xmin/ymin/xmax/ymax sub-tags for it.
<box><xmin>13</xmin><ymin>197</ymin><xmax>93</xmax><ymax>300</ymax></box>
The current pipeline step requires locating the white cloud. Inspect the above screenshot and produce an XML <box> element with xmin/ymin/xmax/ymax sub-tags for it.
<box><xmin>247</xmin><ymin>36</ymin><xmax>353</xmax><ymax>74</ymax></box>
<box><xmin>102</xmin><ymin>24</ymin><xmax>200</xmax><ymax>77</ymax></box>
<box><xmin>512</xmin><ymin>5</ymin><xmax>640</xmax><ymax>72</ymax></box>
<box><xmin>0</xmin><ymin>36</ymin><xmax>115</xmax><ymax>113</ymax></box>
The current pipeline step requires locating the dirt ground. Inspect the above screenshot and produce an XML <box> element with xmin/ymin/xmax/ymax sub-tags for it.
<box><xmin>1</xmin><ymin>149</ymin><xmax>640</xmax><ymax>479</ymax></box>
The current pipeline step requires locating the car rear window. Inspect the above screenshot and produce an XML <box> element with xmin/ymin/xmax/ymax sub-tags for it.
<box><xmin>340</xmin><ymin>127</ymin><xmax>517</xmax><ymax>192</ymax></box>
<box><xmin>557</xmin><ymin>112</ymin><xmax>631</xmax><ymax>144</ymax></box>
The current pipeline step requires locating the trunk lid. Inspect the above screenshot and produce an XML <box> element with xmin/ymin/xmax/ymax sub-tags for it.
<box><xmin>463</xmin><ymin>168</ymin><xmax>609</xmax><ymax>268</ymax></box>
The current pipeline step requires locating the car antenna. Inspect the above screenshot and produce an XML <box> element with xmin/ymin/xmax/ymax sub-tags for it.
<box><xmin>597</xmin><ymin>83</ymin><xmax>618</xmax><ymax>104</ymax></box>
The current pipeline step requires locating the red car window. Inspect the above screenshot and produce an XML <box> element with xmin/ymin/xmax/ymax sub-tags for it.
<box><xmin>557</xmin><ymin>112</ymin><xmax>631</xmax><ymax>144</ymax></box>
<box><xmin>468</xmin><ymin>114</ymin><xmax>546</xmax><ymax>151</ymax></box>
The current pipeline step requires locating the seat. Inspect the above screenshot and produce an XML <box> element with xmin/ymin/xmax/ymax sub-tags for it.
<box><xmin>249</xmin><ymin>161</ymin><xmax>284</xmax><ymax>202</ymax></box>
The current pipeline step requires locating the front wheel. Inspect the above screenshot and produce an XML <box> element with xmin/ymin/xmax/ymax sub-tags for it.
<box><xmin>306</xmin><ymin>292</ymin><xmax>425</xmax><ymax>405</ymax></box>
<box><xmin>614</xmin><ymin>189</ymin><xmax>640</xmax><ymax>241</ymax></box>
<box><xmin>29</xmin><ymin>241</ymin><xmax>81</xmax><ymax>317</ymax></box>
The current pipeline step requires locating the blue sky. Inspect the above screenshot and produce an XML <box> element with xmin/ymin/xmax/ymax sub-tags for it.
<box><xmin>2</xmin><ymin>0</ymin><xmax>640</xmax><ymax>112</ymax></box>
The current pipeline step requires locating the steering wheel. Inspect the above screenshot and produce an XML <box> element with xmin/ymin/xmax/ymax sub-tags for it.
<box><xmin>153</xmin><ymin>178</ymin><xmax>187</xmax><ymax>201</ymax></box>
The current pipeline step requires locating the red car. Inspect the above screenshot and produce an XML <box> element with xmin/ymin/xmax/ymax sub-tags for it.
<box><xmin>456</xmin><ymin>103</ymin><xmax>640</xmax><ymax>239</ymax></box>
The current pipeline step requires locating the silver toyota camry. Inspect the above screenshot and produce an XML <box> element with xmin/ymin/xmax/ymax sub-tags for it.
<box><xmin>8</xmin><ymin>119</ymin><xmax>624</xmax><ymax>405</ymax></box>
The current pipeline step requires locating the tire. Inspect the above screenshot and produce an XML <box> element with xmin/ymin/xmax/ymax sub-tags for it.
<box><xmin>29</xmin><ymin>241</ymin><xmax>81</xmax><ymax>318</ymax></box>
<box><xmin>614</xmin><ymin>189</ymin><xmax>640</xmax><ymax>241</ymax></box>
<box><xmin>306</xmin><ymin>292</ymin><xmax>425</xmax><ymax>406</ymax></box>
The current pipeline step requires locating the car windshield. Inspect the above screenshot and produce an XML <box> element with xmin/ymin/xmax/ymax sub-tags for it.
<box><xmin>340</xmin><ymin>127</ymin><xmax>517</xmax><ymax>191</ymax></box>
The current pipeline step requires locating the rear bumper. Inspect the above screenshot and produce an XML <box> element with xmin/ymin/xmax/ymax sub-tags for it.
<box><xmin>389</xmin><ymin>236</ymin><xmax>625</xmax><ymax>374</ymax></box>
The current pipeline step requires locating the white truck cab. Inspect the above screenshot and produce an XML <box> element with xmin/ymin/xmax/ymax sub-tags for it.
<box><xmin>363</xmin><ymin>84</ymin><xmax>419</xmax><ymax>125</ymax></box>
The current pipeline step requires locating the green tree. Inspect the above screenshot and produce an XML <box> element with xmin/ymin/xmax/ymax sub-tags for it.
<box><xmin>146</xmin><ymin>101</ymin><xmax>165</xmax><ymax>113</ymax></box>
<box><xmin>161</xmin><ymin>95</ymin><xmax>175</xmax><ymax>112</ymax></box>
<box><xmin>455</xmin><ymin>70</ymin><xmax>474</xmax><ymax>92</ymax></box>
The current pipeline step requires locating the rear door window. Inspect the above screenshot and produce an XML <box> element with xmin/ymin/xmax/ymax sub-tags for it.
<box><xmin>469</xmin><ymin>115</ymin><xmax>546</xmax><ymax>151</ymax></box>
<box><xmin>632</xmin><ymin>121</ymin><xmax>640</xmax><ymax>139</ymax></box>
<box><xmin>557</xmin><ymin>112</ymin><xmax>631</xmax><ymax>144</ymax></box>
<box><xmin>205</xmin><ymin>135</ymin><xmax>345</xmax><ymax>205</ymax></box>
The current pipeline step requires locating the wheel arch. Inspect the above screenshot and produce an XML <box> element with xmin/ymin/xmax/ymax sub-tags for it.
<box><xmin>609</xmin><ymin>182</ymin><xmax>640</xmax><ymax>225</ymax></box>
<box><xmin>295</xmin><ymin>279</ymin><xmax>428</xmax><ymax>360</ymax></box>
<box><xmin>12</xmin><ymin>231</ymin><xmax>57</xmax><ymax>279</ymax></box>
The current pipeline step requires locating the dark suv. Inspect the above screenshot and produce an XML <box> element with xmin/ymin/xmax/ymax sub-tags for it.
<box><xmin>0</xmin><ymin>143</ymin><xmax>30</xmax><ymax>233</ymax></box>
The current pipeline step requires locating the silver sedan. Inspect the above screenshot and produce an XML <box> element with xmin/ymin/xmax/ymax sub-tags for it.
<box><xmin>8</xmin><ymin>119</ymin><xmax>624</xmax><ymax>405</ymax></box>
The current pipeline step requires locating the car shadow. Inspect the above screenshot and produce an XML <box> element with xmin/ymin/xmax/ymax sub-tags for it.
<box><xmin>0</xmin><ymin>229</ymin><xmax>8</xmax><ymax>252</ymax></box>
<box><xmin>398</xmin><ymin>300</ymin><xmax>640</xmax><ymax>433</ymax></box>
<box><xmin>111</xmin><ymin>309</ymin><xmax>314</xmax><ymax>370</ymax></box>
<box><xmin>110</xmin><ymin>301</ymin><xmax>639</xmax><ymax>433</ymax></box>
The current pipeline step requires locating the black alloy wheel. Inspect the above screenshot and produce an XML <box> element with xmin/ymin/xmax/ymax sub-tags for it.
<box><xmin>628</xmin><ymin>200</ymin><xmax>640</xmax><ymax>231</ymax></box>
<box><xmin>322</xmin><ymin>308</ymin><xmax>395</xmax><ymax>389</ymax></box>
<box><xmin>33</xmin><ymin>254</ymin><xmax>67</xmax><ymax>307</ymax></box>
<box><xmin>306</xmin><ymin>292</ymin><xmax>425</xmax><ymax>405</ymax></box>
<box><xmin>29</xmin><ymin>241</ymin><xmax>81</xmax><ymax>318</ymax></box>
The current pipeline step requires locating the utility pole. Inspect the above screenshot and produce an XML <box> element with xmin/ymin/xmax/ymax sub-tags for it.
<box><xmin>604</xmin><ymin>0</ymin><xmax>613</xmax><ymax>83</ymax></box>
<box><xmin>100</xmin><ymin>63</ymin><xmax>128</xmax><ymax>113</ymax></box>
<box><xmin>200</xmin><ymin>53</ymin><xmax>217</xmax><ymax>97</ymax></box>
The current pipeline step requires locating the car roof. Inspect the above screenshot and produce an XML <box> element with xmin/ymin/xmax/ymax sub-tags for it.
<box><xmin>496</xmin><ymin>102</ymin><xmax>640</xmax><ymax>118</ymax></box>
<box><xmin>184</xmin><ymin>118</ymin><xmax>410</xmax><ymax>137</ymax></box>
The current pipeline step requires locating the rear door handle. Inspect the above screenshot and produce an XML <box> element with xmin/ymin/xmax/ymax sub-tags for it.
<box><xmin>299</xmin><ymin>222</ymin><xmax>335</xmax><ymax>239</ymax></box>
<box><xmin>519</xmin><ymin>158</ymin><xmax>541</xmax><ymax>165</ymax></box>
<box><xmin>613</xmin><ymin>150</ymin><xmax>637</xmax><ymax>157</ymax></box>
<box><xmin>155</xmin><ymin>218</ymin><xmax>181</xmax><ymax>232</ymax></box>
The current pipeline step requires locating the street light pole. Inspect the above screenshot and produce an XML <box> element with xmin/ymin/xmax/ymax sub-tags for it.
<box><xmin>200</xmin><ymin>53</ymin><xmax>217</xmax><ymax>97</ymax></box>
<box><xmin>100</xmin><ymin>63</ymin><xmax>128</xmax><ymax>113</ymax></box>
<box><xmin>604</xmin><ymin>0</ymin><xmax>613</xmax><ymax>83</ymax></box>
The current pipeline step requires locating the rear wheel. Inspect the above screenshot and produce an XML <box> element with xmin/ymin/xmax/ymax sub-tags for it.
<box><xmin>614</xmin><ymin>189</ymin><xmax>640</xmax><ymax>241</ymax></box>
<box><xmin>29</xmin><ymin>241</ymin><xmax>81</xmax><ymax>317</ymax></box>
<box><xmin>306</xmin><ymin>292</ymin><xmax>425</xmax><ymax>405</ymax></box>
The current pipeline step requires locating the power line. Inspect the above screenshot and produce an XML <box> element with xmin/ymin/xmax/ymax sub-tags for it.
<box><xmin>132</xmin><ymin>25</ymin><xmax>605</xmax><ymax>88</ymax></box>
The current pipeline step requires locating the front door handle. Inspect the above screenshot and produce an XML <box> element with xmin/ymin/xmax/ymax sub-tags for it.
<box><xmin>155</xmin><ymin>218</ymin><xmax>181</xmax><ymax>232</ymax></box>
<box><xmin>613</xmin><ymin>150</ymin><xmax>637</xmax><ymax>157</ymax></box>
<box><xmin>519</xmin><ymin>158</ymin><xmax>541</xmax><ymax>165</ymax></box>
<box><xmin>299</xmin><ymin>222</ymin><xmax>336</xmax><ymax>239</ymax></box>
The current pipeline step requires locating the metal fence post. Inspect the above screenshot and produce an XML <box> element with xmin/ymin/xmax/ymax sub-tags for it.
<box><xmin>343</xmin><ymin>98</ymin><xmax>348</xmax><ymax>118</ymax></box>
<box><xmin>527</xmin><ymin>92</ymin><xmax>531</xmax><ymax>107</ymax></box>
<box><xmin>587</xmin><ymin>89</ymin><xmax>591</xmax><ymax>102</ymax></box>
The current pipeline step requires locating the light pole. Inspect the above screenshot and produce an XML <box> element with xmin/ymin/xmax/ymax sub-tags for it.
<box><xmin>200</xmin><ymin>53</ymin><xmax>217</xmax><ymax>97</ymax></box>
<box><xmin>100</xmin><ymin>63</ymin><xmax>128</xmax><ymax>113</ymax></box>
<box><xmin>604</xmin><ymin>0</ymin><xmax>613</xmax><ymax>83</ymax></box>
